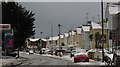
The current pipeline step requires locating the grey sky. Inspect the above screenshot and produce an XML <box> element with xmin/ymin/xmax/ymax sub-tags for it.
<box><xmin>20</xmin><ymin>2</ymin><xmax>106</xmax><ymax>38</ymax></box>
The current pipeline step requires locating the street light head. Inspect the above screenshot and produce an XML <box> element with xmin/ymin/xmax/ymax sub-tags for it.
<box><xmin>40</xmin><ymin>32</ymin><xmax>42</xmax><ymax>34</ymax></box>
<box><xmin>58</xmin><ymin>24</ymin><xmax>61</xmax><ymax>27</ymax></box>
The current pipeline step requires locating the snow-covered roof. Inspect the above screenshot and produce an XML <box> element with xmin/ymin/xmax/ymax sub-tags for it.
<box><xmin>74</xmin><ymin>53</ymin><xmax>87</xmax><ymax>56</ymax></box>
<box><xmin>82</xmin><ymin>26</ymin><xmax>90</xmax><ymax>32</ymax></box>
<box><xmin>91</xmin><ymin>22</ymin><xmax>102</xmax><ymax>29</ymax></box>
<box><xmin>91</xmin><ymin>22</ymin><xmax>108</xmax><ymax>30</ymax></box>
<box><xmin>108</xmin><ymin>4</ymin><xmax>119</xmax><ymax>15</ymax></box>
<box><xmin>69</xmin><ymin>31</ymin><xmax>76</xmax><ymax>35</ymax></box>
<box><xmin>64</xmin><ymin>33</ymin><xmax>69</xmax><ymax>37</ymax></box>
<box><xmin>60</xmin><ymin>35</ymin><xmax>64</xmax><ymax>38</ymax></box>
<box><xmin>29</xmin><ymin>38</ymin><xmax>40</xmax><ymax>42</ymax></box>
<box><xmin>49</xmin><ymin>36</ymin><xmax>59</xmax><ymax>41</ymax></box>
<box><xmin>41</xmin><ymin>39</ymin><xmax>47</xmax><ymax>41</ymax></box>
<box><xmin>76</xmin><ymin>28</ymin><xmax>82</xmax><ymax>34</ymax></box>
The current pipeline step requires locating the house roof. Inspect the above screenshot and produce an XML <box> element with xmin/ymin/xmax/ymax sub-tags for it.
<box><xmin>76</xmin><ymin>28</ymin><xmax>82</xmax><ymax>34</ymax></box>
<box><xmin>91</xmin><ymin>22</ymin><xmax>108</xmax><ymax>30</ymax></box>
<box><xmin>69</xmin><ymin>31</ymin><xmax>76</xmax><ymax>35</ymax></box>
<box><xmin>107</xmin><ymin>3</ymin><xmax>119</xmax><ymax>15</ymax></box>
<box><xmin>41</xmin><ymin>39</ymin><xmax>47</xmax><ymax>41</ymax></box>
<box><xmin>82</xmin><ymin>26</ymin><xmax>90</xmax><ymax>32</ymax></box>
<box><xmin>91</xmin><ymin>22</ymin><xmax>102</xmax><ymax>29</ymax></box>
<box><xmin>64</xmin><ymin>33</ymin><xmax>69</xmax><ymax>37</ymax></box>
<box><xmin>60</xmin><ymin>35</ymin><xmax>64</xmax><ymax>38</ymax></box>
<box><xmin>109</xmin><ymin>5</ymin><xmax>119</xmax><ymax>14</ymax></box>
<box><xmin>29</xmin><ymin>38</ymin><xmax>40</xmax><ymax>42</ymax></box>
<box><xmin>49</xmin><ymin>36</ymin><xmax>59</xmax><ymax>41</ymax></box>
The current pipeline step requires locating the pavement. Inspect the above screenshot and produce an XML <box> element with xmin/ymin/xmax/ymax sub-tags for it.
<box><xmin>41</xmin><ymin>54</ymin><xmax>107</xmax><ymax>66</ymax></box>
<box><xmin>1</xmin><ymin>55</ymin><xmax>28</xmax><ymax>67</ymax></box>
<box><xmin>0</xmin><ymin>52</ymin><xmax>108</xmax><ymax>67</ymax></box>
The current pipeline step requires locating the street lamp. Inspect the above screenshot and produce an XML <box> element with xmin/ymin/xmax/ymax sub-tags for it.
<box><xmin>101</xmin><ymin>0</ymin><xmax>104</xmax><ymax>62</ymax></box>
<box><xmin>58</xmin><ymin>24</ymin><xmax>61</xmax><ymax>57</ymax></box>
<box><xmin>48</xmin><ymin>22</ymin><xmax>53</xmax><ymax>55</ymax></box>
<box><xmin>17</xmin><ymin>6</ymin><xmax>20</xmax><ymax>58</ymax></box>
<box><xmin>40</xmin><ymin>32</ymin><xmax>42</xmax><ymax>38</ymax></box>
<box><xmin>40</xmin><ymin>32</ymin><xmax>42</xmax><ymax>48</ymax></box>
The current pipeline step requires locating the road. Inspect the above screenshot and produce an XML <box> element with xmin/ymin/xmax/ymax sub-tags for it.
<box><xmin>16</xmin><ymin>53</ymin><xmax>106</xmax><ymax>67</ymax></box>
<box><xmin>16</xmin><ymin>53</ymin><xmax>68</xmax><ymax>67</ymax></box>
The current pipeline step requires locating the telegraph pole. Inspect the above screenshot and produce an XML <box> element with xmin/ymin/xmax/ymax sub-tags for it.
<box><xmin>92</xmin><ymin>17</ymin><xmax>95</xmax><ymax>22</ymax></box>
<box><xmin>86</xmin><ymin>12</ymin><xmax>89</xmax><ymax>22</ymax></box>
<box><xmin>48</xmin><ymin>22</ymin><xmax>53</xmax><ymax>55</ymax></box>
<box><xmin>58</xmin><ymin>24</ymin><xmax>61</xmax><ymax>57</ymax></box>
<box><xmin>40</xmin><ymin>32</ymin><xmax>42</xmax><ymax>48</ymax></box>
<box><xmin>17</xmin><ymin>5</ymin><xmax>19</xmax><ymax>58</ymax></box>
<box><xmin>101</xmin><ymin>0</ymin><xmax>104</xmax><ymax>62</ymax></box>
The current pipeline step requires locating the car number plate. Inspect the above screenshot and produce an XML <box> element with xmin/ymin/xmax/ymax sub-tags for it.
<box><xmin>79</xmin><ymin>58</ymin><xmax>84</xmax><ymax>61</ymax></box>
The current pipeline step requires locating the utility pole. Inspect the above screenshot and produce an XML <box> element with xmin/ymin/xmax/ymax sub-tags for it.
<box><xmin>98</xmin><ymin>15</ymin><xmax>100</xmax><ymax>23</ymax></box>
<box><xmin>58</xmin><ymin>24</ymin><xmax>61</xmax><ymax>57</ymax></box>
<box><xmin>48</xmin><ymin>22</ymin><xmax>53</xmax><ymax>55</ymax></box>
<box><xmin>17</xmin><ymin>5</ymin><xmax>19</xmax><ymax>58</ymax></box>
<box><xmin>101</xmin><ymin>0</ymin><xmax>104</xmax><ymax>62</ymax></box>
<box><xmin>40</xmin><ymin>32</ymin><xmax>42</xmax><ymax>48</ymax></box>
<box><xmin>86</xmin><ymin>12</ymin><xmax>89</xmax><ymax>22</ymax></box>
<box><xmin>92</xmin><ymin>17</ymin><xmax>95</xmax><ymax>22</ymax></box>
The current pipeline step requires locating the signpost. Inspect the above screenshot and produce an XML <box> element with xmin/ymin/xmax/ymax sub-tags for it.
<box><xmin>100</xmin><ymin>35</ymin><xmax>106</xmax><ymax>43</ymax></box>
<box><xmin>0</xmin><ymin>24</ymin><xmax>11</xmax><ymax>30</ymax></box>
<box><xmin>5</xmin><ymin>33</ymin><xmax>14</xmax><ymax>52</ymax></box>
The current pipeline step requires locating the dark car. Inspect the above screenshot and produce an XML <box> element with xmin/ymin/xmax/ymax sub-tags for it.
<box><xmin>6</xmin><ymin>51</ymin><xmax>18</xmax><ymax>57</ymax></box>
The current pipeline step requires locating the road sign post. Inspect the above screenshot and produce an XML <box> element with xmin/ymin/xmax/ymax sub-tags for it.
<box><xmin>100</xmin><ymin>35</ymin><xmax>106</xmax><ymax>43</ymax></box>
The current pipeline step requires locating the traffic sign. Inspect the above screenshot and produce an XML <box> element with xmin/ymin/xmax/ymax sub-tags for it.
<box><xmin>100</xmin><ymin>35</ymin><xmax>106</xmax><ymax>41</ymax></box>
<box><xmin>5</xmin><ymin>33</ymin><xmax>14</xmax><ymax>48</ymax></box>
<box><xmin>0</xmin><ymin>24</ymin><xmax>11</xmax><ymax>30</ymax></box>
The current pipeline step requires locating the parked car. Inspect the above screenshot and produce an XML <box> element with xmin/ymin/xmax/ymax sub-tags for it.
<box><xmin>35</xmin><ymin>49</ymin><xmax>39</xmax><ymax>53</ymax></box>
<box><xmin>70</xmin><ymin>50</ymin><xmax>76</xmax><ymax>57</ymax></box>
<box><xmin>5</xmin><ymin>49</ymin><xmax>18</xmax><ymax>57</ymax></box>
<box><xmin>113</xmin><ymin>46</ymin><xmax>120</xmax><ymax>67</ymax></box>
<box><xmin>44</xmin><ymin>49</ymin><xmax>50</xmax><ymax>54</ymax></box>
<box><xmin>74</xmin><ymin>53</ymin><xmax>89</xmax><ymax>63</ymax></box>
<box><xmin>70</xmin><ymin>48</ymin><xmax>86</xmax><ymax>58</ymax></box>
<box><xmin>29</xmin><ymin>50</ymin><xmax>34</xmax><ymax>54</ymax></box>
<box><xmin>6</xmin><ymin>51</ymin><xmax>18</xmax><ymax>57</ymax></box>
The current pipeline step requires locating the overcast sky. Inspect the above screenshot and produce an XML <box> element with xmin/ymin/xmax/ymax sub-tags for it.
<box><xmin>20</xmin><ymin>2</ymin><xmax>107</xmax><ymax>38</ymax></box>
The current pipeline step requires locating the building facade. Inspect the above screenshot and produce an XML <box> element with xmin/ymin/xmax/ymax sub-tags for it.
<box><xmin>90</xmin><ymin>22</ymin><xmax>108</xmax><ymax>49</ymax></box>
<box><xmin>82</xmin><ymin>25</ymin><xmax>90</xmax><ymax>50</ymax></box>
<box><xmin>76</xmin><ymin>27</ymin><xmax>83</xmax><ymax>48</ymax></box>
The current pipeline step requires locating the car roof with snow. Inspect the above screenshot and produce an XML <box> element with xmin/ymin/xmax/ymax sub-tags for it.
<box><xmin>74</xmin><ymin>52</ymin><xmax>87</xmax><ymax>56</ymax></box>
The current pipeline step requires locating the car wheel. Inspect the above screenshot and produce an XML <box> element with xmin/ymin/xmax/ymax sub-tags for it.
<box><xmin>86</xmin><ymin>60</ymin><xmax>89</xmax><ymax>62</ymax></box>
<box><xmin>74</xmin><ymin>60</ymin><xmax>77</xmax><ymax>63</ymax></box>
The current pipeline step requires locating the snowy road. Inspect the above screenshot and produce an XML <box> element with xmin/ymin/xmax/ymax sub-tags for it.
<box><xmin>16</xmin><ymin>53</ymin><xmax>107</xmax><ymax>67</ymax></box>
<box><xmin>16</xmin><ymin>53</ymin><xmax>68</xmax><ymax>67</ymax></box>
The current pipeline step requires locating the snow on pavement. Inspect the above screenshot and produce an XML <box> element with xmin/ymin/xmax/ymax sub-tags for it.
<box><xmin>41</xmin><ymin>54</ymin><xmax>106</xmax><ymax>65</ymax></box>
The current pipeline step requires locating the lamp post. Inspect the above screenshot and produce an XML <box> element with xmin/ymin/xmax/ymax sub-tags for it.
<box><xmin>40</xmin><ymin>32</ymin><xmax>42</xmax><ymax>49</ymax></box>
<box><xmin>17</xmin><ymin>6</ymin><xmax>20</xmax><ymax>58</ymax></box>
<box><xmin>58</xmin><ymin>24</ymin><xmax>61</xmax><ymax>57</ymax></box>
<box><xmin>48</xmin><ymin>22</ymin><xmax>53</xmax><ymax>55</ymax></box>
<box><xmin>101</xmin><ymin>0</ymin><xmax>104</xmax><ymax>62</ymax></box>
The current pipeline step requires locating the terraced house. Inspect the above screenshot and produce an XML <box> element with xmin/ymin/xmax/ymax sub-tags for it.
<box><xmin>81</xmin><ymin>25</ymin><xmax>90</xmax><ymax>50</ymax></box>
<box><xmin>89</xmin><ymin>22</ymin><xmax>108</xmax><ymax>49</ymax></box>
<box><xmin>76</xmin><ymin>27</ymin><xmax>83</xmax><ymax>48</ymax></box>
<box><xmin>105</xmin><ymin>2</ymin><xmax>120</xmax><ymax>49</ymax></box>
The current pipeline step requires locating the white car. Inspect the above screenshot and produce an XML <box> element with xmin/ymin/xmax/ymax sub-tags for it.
<box><xmin>29</xmin><ymin>50</ymin><xmax>34</xmax><ymax>54</ymax></box>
